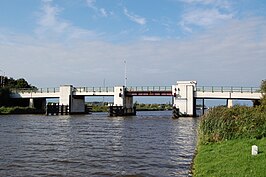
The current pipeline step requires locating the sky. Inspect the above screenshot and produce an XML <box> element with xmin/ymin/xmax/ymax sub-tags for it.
<box><xmin>0</xmin><ymin>0</ymin><xmax>266</xmax><ymax>89</ymax></box>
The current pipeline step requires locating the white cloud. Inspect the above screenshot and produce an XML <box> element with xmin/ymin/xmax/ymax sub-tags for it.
<box><xmin>38</xmin><ymin>0</ymin><xmax>67</xmax><ymax>31</ymax></box>
<box><xmin>182</xmin><ymin>8</ymin><xmax>233</xmax><ymax>27</ymax></box>
<box><xmin>123</xmin><ymin>8</ymin><xmax>146</xmax><ymax>25</ymax></box>
<box><xmin>180</xmin><ymin>0</ymin><xmax>231</xmax><ymax>9</ymax></box>
<box><xmin>179</xmin><ymin>0</ymin><xmax>233</xmax><ymax>32</ymax></box>
<box><xmin>86</xmin><ymin>0</ymin><xmax>112</xmax><ymax>17</ymax></box>
<box><xmin>86</xmin><ymin>0</ymin><xmax>96</xmax><ymax>9</ymax></box>
<box><xmin>1</xmin><ymin>17</ymin><xmax>265</xmax><ymax>87</ymax></box>
<box><xmin>141</xmin><ymin>36</ymin><xmax>161</xmax><ymax>42</ymax></box>
<box><xmin>35</xmin><ymin>0</ymin><xmax>98</xmax><ymax>41</ymax></box>
<box><xmin>100</xmin><ymin>8</ymin><xmax>108</xmax><ymax>17</ymax></box>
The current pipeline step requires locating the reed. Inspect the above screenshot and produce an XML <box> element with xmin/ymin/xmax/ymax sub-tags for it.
<box><xmin>198</xmin><ymin>105</ymin><xmax>266</xmax><ymax>144</ymax></box>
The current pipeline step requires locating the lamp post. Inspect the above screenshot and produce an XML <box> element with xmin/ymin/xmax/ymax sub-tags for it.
<box><xmin>124</xmin><ymin>60</ymin><xmax>127</xmax><ymax>87</ymax></box>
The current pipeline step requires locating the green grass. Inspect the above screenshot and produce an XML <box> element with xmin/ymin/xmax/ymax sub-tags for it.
<box><xmin>193</xmin><ymin>138</ymin><xmax>266</xmax><ymax>177</ymax></box>
<box><xmin>199</xmin><ymin>105</ymin><xmax>266</xmax><ymax>143</ymax></box>
<box><xmin>0</xmin><ymin>106</ymin><xmax>42</xmax><ymax>114</ymax></box>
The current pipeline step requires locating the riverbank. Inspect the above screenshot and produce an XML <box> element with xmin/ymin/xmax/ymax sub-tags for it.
<box><xmin>90</xmin><ymin>104</ymin><xmax>172</xmax><ymax>112</ymax></box>
<box><xmin>0</xmin><ymin>106</ymin><xmax>43</xmax><ymax>114</ymax></box>
<box><xmin>193</xmin><ymin>138</ymin><xmax>266</xmax><ymax>177</ymax></box>
<box><xmin>192</xmin><ymin>105</ymin><xmax>266</xmax><ymax>176</ymax></box>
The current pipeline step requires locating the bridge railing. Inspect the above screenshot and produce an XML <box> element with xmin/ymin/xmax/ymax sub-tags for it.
<box><xmin>126</xmin><ymin>86</ymin><xmax>172</xmax><ymax>92</ymax></box>
<box><xmin>11</xmin><ymin>87</ymin><xmax>60</xmax><ymax>94</ymax></box>
<box><xmin>196</xmin><ymin>86</ymin><xmax>260</xmax><ymax>93</ymax></box>
<box><xmin>74</xmin><ymin>87</ymin><xmax>114</xmax><ymax>93</ymax></box>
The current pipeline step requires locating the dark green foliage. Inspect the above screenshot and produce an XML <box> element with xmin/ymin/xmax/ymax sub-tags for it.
<box><xmin>260</xmin><ymin>80</ymin><xmax>266</xmax><ymax>105</ymax></box>
<box><xmin>199</xmin><ymin>105</ymin><xmax>266</xmax><ymax>143</ymax></box>
<box><xmin>91</xmin><ymin>105</ymin><xmax>108</xmax><ymax>112</ymax></box>
<box><xmin>4</xmin><ymin>77</ymin><xmax>36</xmax><ymax>89</ymax></box>
<box><xmin>0</xmin><ymin>88</ymin><xmax>11</xmax><ymax>106</ymax></box>
<box><xmin>0</xmin><ymin>106</ymin><xmax>41</xmax><ymax>114</ymax></box>
<box><xmin>0</xmin><ymin>77</ymin><xmax>36</xmax><ymax>108</ymax></box>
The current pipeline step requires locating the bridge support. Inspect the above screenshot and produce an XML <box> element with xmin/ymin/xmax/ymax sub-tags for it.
<box><xmin>59</xmin><ymin>85</ymin><xmax>85</xmax><ymax>114</ymax></box>
<box><xmin>109</xmin><ymin>86</ymin><xmax>136</xmax><ymax>116</ymax></box>
<box><xmin>172</xmin><ymin>81</ymin><xmax>197</xmax><ymax>117</ymax></box>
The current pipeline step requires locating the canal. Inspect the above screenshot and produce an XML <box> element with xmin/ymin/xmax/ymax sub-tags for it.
<box><xmin>0</xmin><ymin>111</ymin><xmax>199</xmax><ymax>177</ymax></box>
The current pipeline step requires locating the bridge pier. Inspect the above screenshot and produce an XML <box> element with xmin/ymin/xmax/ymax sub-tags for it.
<box><xmin>172</xmin><ymin>81</ymin><xmax>197</xmax><ymax>117</ymax></box>
<box><xmin>59</xmin><ymin>85</ymin><xmax>85</xmax><ymax>114</ymax></box>
<box><xmin>109</xmin><ymin>86</ymin><xmax>136</xmax><ymax>116</ymax></box>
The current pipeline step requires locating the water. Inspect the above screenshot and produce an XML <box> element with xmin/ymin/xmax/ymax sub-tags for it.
<box><xmin>0</xmin><ymin>111</ymin><xmax>199</xmax><ymax>177</ymax></box>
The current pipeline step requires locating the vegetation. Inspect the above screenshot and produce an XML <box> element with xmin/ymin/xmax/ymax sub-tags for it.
<box><xmin>91</xmin><ymin>105</ymin><xmax>108</xmax><ymax>112</ymax></box>
<box><xmin>193</xmin><ymin>80</ymin><xmax>266</xmax><ymax>177</ymax></box>
<box><xmin>0</xmin><ymin>87</ymin><xmax>11</xmax><ymax>107</ymax></box>
<box><xmin>135</xmin><ymin>103</ymin><xmax>172</xmax><ymax>111</ymax></box>
<box><xmin>198</xmin><ymin>105</ymin><xmax>266</xmax><ymax>143</ymax></box>
<box><xmin>87</xmin><ymin>102</ymin><xmax>172</xmax><ymax>112</ymax></box>
<box><xmin>1</xmin><ymin>77</ymin><xmax>36</xmax><ymax>89</ymax></box>
<box><xmin>193</xmin><ymin>138</ymin><xmax>266</xmax><ymax>177</ymax></box>
<box><xmin>0</xmin><ymin>106</ymin><xmax>41</xmax><ymax>114</ymax></box>
<box><xmin>260</xmin><ymin>80</ymin><xmax>266</xmax><ymax>105</ymax></box>
<box><xmin>0</xmin><ymin>76</ymin><xmax>36</xmax><ymax>114</ymax></box>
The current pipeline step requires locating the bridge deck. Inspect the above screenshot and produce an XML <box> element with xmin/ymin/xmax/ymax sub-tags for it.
<box><xmin>10</xmin><ymin>86</ymin><xmax>262</xmax><ymax>100</ymax></box>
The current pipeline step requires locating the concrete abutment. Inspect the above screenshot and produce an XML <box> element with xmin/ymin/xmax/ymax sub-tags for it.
<box><xmin>108</xmin><ymin>86</ymin><xmax>136</xmax><ymax>116</ymax></box>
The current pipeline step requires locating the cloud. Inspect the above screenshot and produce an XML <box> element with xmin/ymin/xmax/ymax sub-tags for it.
<box><xmin>35</xmin><ymin>0</ymin><xmax>98</xmax><ymax>41</ymax></box>
<box><xmin>86</xmin><ymin>0</ymin><xmax>112</xmax><ymax>17</ymax></box>
<box><xmin>180</xmin><ymin>0</ymin><xmax>231</xmax><ymax>9</ymax></box>
<box><xmin>123</xmin><ymin>8</ymin><xmax>146</xmax><ymax>25</ymax></box>
<box><xmin>141</xmin><ymin>36</ymin><xmax>161</xmax><ymax>42</ymax></box>
<box><xmin>37</xmin><ymin>0</ymin><xmax>67</xmax><ymax>32</ymax></box>
<box><xmin>179</xmin><ymin>0</ymin><xmax>233</xmax><ymax>32</ymax></box>
<box><xmin>86</xmin><ymin>0</ymin><xmax>96</xmax><ymax>9</ymax></box>
<box><xmin>182</xmin><ymin>8</ymin><xmax>233</xmax><ymax>27</ymax></box>
<box><xmin>1</xmin><ymin>16</ymin><xmax>265</xmax><ymax>87</ymax></box>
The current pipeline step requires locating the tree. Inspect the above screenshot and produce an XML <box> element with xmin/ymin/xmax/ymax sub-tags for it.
<box><xmin>3</xmin><ymin>77</ymin><xmax>36</xmax><ymax>89</ymax></box>
<box><xmin>0</xmin><ymin>77</ymin><xmax>36</xmax><ymax>107</ymax></box>
<box><xmin>260</xmin><ymin>80</ymin><xmax>266</xmax><ymax>106</ymax></box>
<box><xmin>0</xmin><ymin>88</ymin><xmax>10</xmax><ymax>106</ymax></box>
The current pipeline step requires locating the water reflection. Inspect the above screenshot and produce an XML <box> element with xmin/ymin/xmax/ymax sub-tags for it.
<box><xmin>0</xmin><ymin>111</ymin><xmax>199</xmax><ymax>177</ymax></box>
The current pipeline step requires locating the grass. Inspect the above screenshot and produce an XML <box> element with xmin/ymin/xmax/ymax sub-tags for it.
<box><xmin>193</xmin><ymin>105</ymin><xmax>266</xmax><ymax>177</ymax></box>
<box><xmin>198</xmin><ymin>105</ymin><xmax>266</xmax><ymax>143</ymax></box>
<box><xmin>193</xmin><ymin>138</ymin><xmax>266</xmax><ymax>177</ymax></box>
<box><xmin>0</xmin><ymin>106</ymin><xmax>42</xmax><ymax>114</ymax></box>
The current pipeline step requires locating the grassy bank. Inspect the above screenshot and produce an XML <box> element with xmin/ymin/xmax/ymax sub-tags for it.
<box><xmin>0</xmin><ymin>106</ymin><xmax>43</xmax><ymax>114</ymax></box>
<box><xmin>89</xmin><ymin>104</ymin><xmax>172</xmax><ymax>112</ymax></box>
<box><xmin>193</xmin><ymin>105</ymin><xmax>266</xmax><ymax>177</ymax></box>
<box><xmin>193</xmin><ymin>138</ymin><xmax>266</xmax><ymax>177</ymax></box>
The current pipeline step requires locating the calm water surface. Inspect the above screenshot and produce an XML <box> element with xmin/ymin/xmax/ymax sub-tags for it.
<box><xmin>0</xmin><ymin>111</ymin><xmax>199</xmax><ymax>177</ymax></box>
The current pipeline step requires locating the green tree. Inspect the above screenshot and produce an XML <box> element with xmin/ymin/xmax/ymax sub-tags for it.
<box><xmin>0</xmin><ymin>88</ymin><xmax>11</xmax><ymax>106</ymax></box>
<box><xmin>260</xmin><ymin>80</ymin><xmax>266</xmax><ymax>106</ymax></box>
<box><xmin>3</xmin><ymin>77</ymin><xmax>36</xmax><ymax>89</ymax></box>
<box><xmin>0</xmin><ymin>77</ymin><xmax>36</xmax><ymax>107</ymax></box>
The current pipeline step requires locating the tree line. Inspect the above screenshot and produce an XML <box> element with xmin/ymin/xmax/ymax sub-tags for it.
<box><xmin>0</xmin><ymin>77</ymin><xmax>36</xmax><ymax>107</ymax></box>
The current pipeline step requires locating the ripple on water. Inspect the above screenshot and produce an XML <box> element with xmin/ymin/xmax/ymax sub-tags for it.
<box><xmin>0</xmin><ymin>112</ymin><xmax>199</xmax><ymax>177</ymax></box>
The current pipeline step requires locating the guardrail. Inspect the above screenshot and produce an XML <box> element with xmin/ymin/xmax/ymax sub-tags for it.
<box><xmin>11</xmin><ymin>87</ymin><xmax>60</xmax><ymax>94</ymax></box>
<box><xmin>126</xmin><ymin>86</ymin><xmax>172</xmax><ymax>92</ymax></box>
<box><xmin>196</xmin><ymin>86</ymin><xmax>260</xmax><ymax>93</ymax></box>
<box><xmin>74</xmin><ymin>87</ymin><xmax>114</xmax><ymax>93</ymax></box>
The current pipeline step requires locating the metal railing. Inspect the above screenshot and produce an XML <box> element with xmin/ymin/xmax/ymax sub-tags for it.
<box><xmin>11</xmin><ymin>87</ymin><xmax>60</xmax><ymax>94</ymax></box>
<box><xmin>74</xmin><ymin>87</ymin><xmax>114</xmax><ymax>93</ymax></box>
<box><xmin>126</xmin><ymin>86</ymin><xmax>172</xmax><ymax>92</ymax></box>
<box><xmin>196</xmin><ymin>86</ymin><xmax>260</xmax><ymax>93</ymax></box>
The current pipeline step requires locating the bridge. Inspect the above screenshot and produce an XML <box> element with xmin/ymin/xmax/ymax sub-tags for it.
<box><xmin>10</xmin><ymin>81</ymin><xmax>262</xmax><ymax>116</ymax></box>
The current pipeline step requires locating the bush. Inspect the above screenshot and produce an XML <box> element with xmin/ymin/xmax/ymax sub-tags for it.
<box><xmin>199</xmin><ymin>105</ymin><xmax>266</xmax><ymax>144</ymax></box>
<box><xmin>0</xmin><ymin>106</ymin><xmax>41</xmax><ymax>114</ymax></box>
